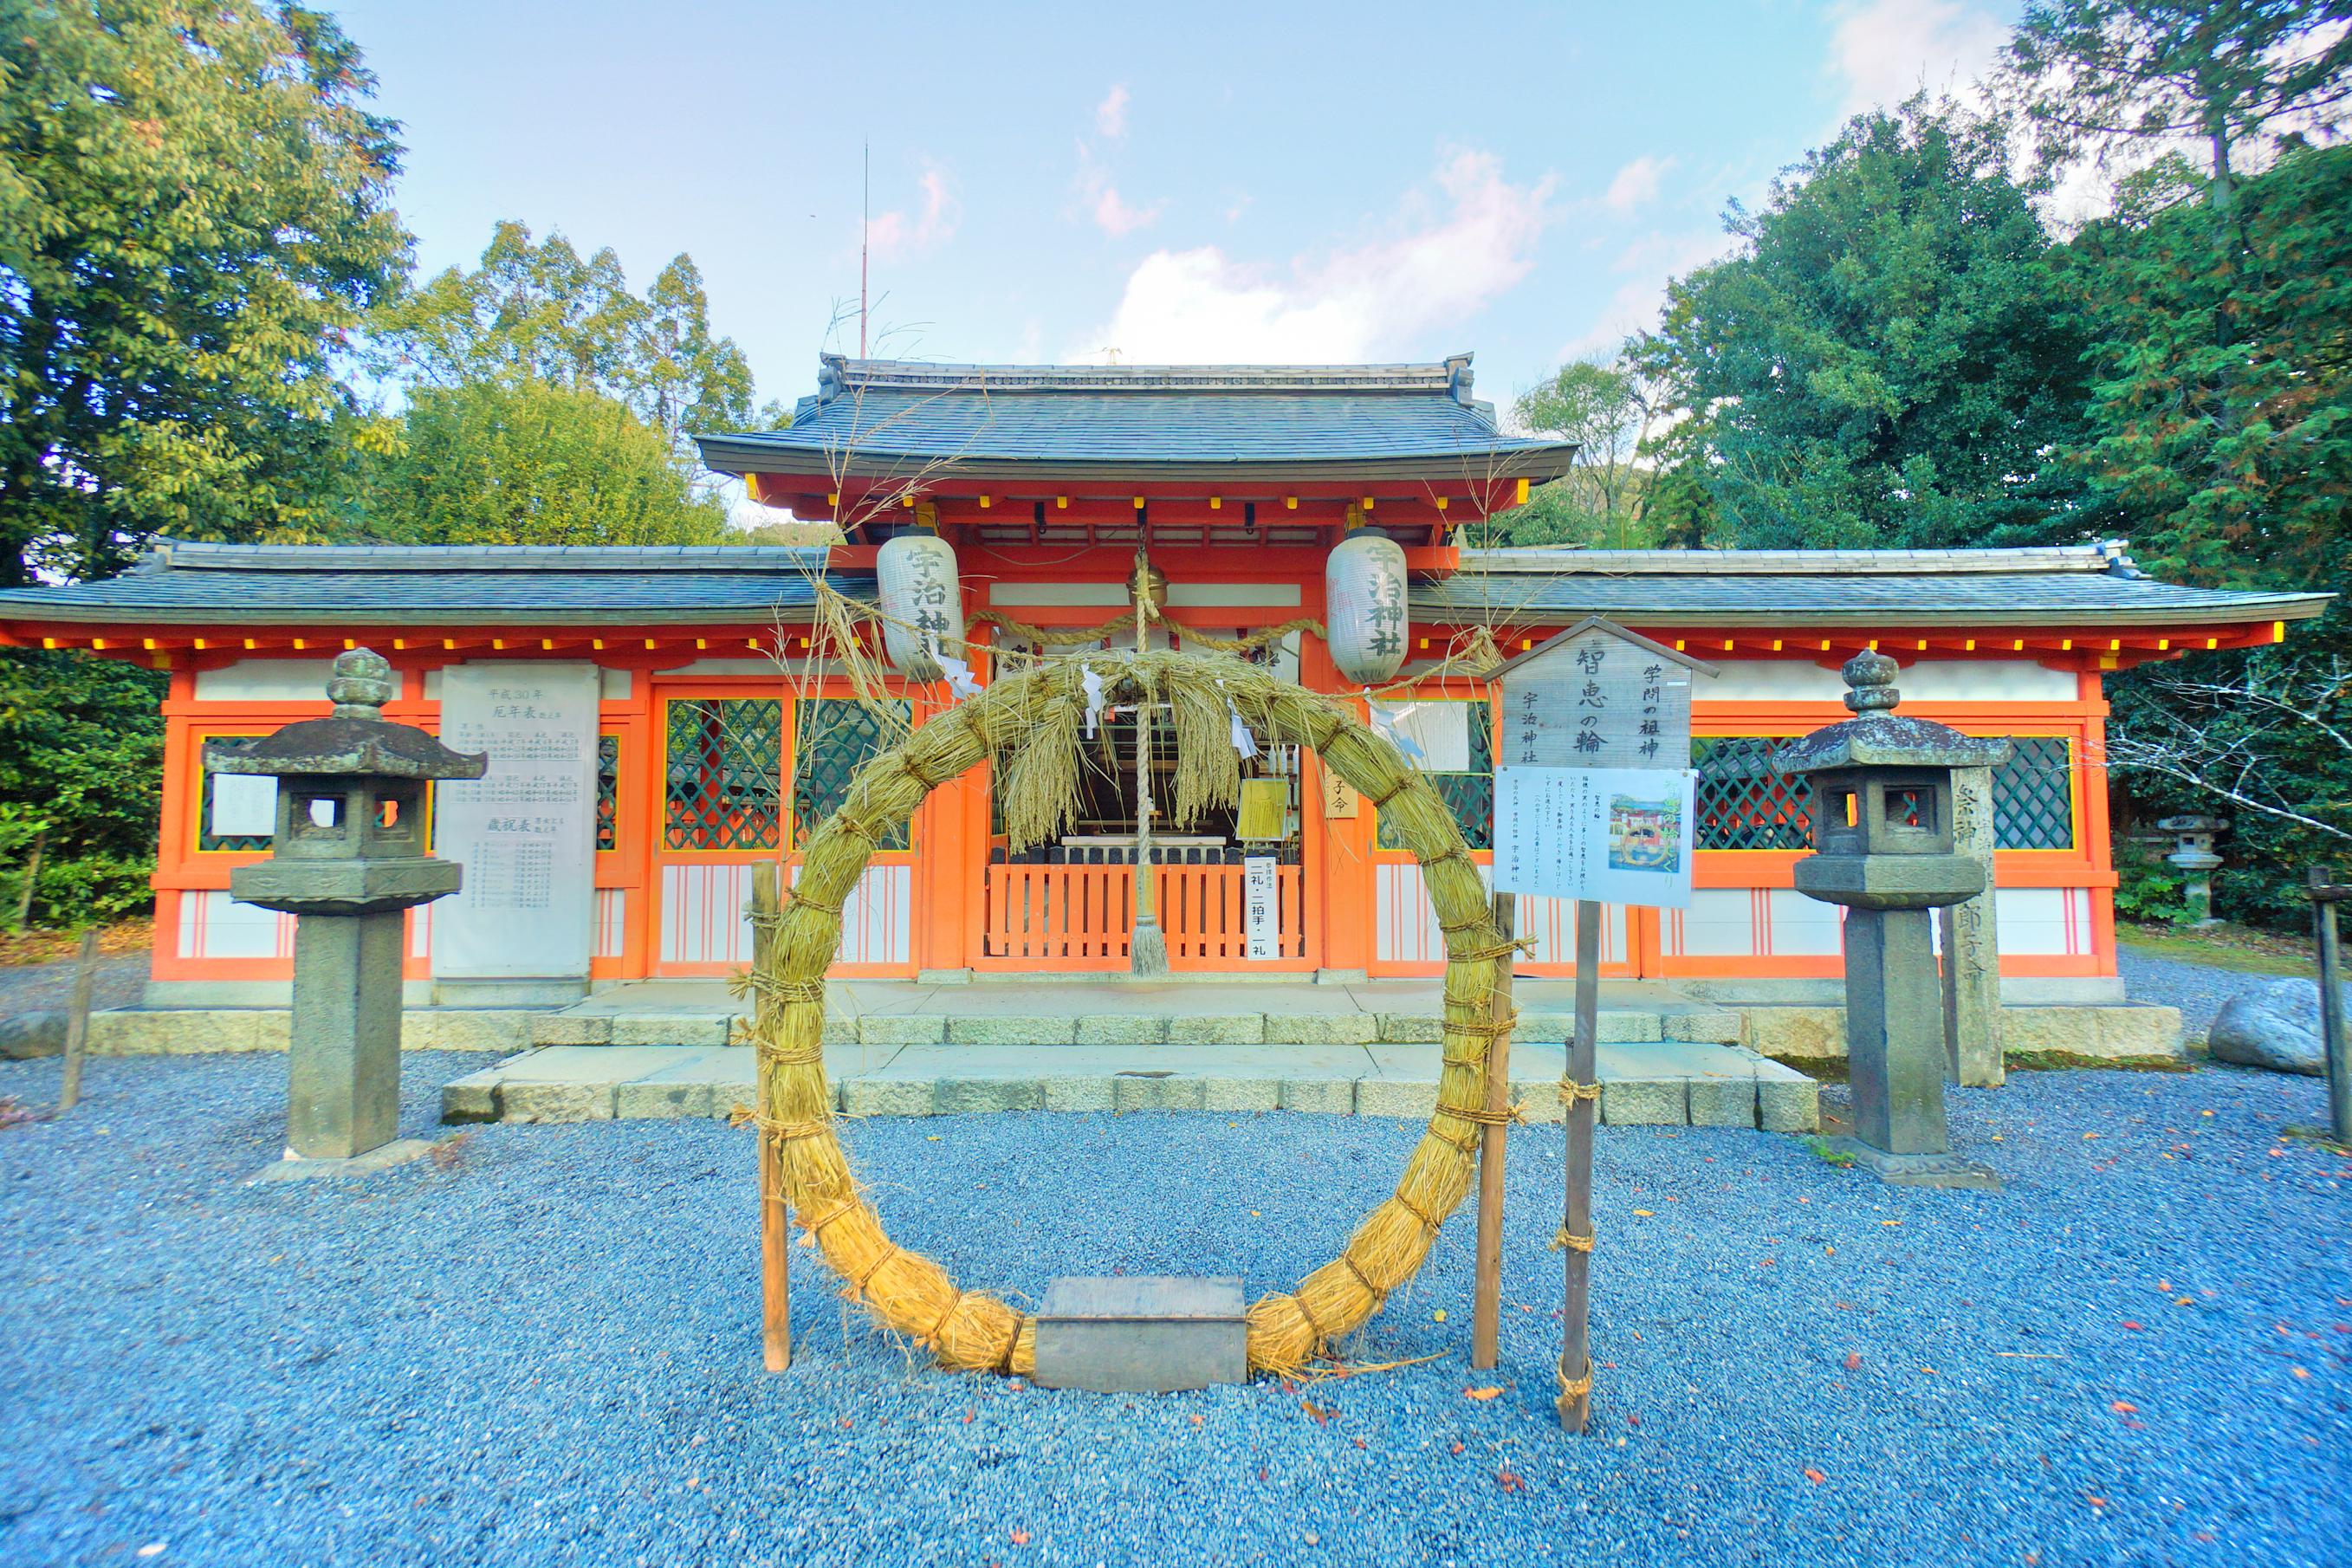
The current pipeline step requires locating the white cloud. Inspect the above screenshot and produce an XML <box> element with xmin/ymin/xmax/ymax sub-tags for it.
<box><xmin>867</xmin><ymin>165</ymin><xmax>957</xmax><ymax>262</ymax></box>
<box><xmin>1095</xmin><ymin>83</ymin><xmax>1131</xmax><ymax>139</ymax></box>
<box><xmin>1826</xmin><ymin>0</ymin><xmax>2006</xmax><ymax>117</ymax></box>
<box><xmin>1603</xmin><ymin>154</ymin><xmax>1675</xmax><ymax>213</ymax></box>
<box><xmin>1080</xmin><ymin>151</ymin><xmax>1555</xmax><ymax>363</ymax></box>
<box><xmin>1073</xmin><ymin>144</ymin><xmax>1166</xmax><ymax>237</ymax></box>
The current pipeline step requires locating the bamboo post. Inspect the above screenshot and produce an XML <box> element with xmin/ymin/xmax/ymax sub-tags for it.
<box><xmin>56</xmin><ymin>926</ymin><xmax>97</xmax><ymax>1113</ymax></box>
<box><xmin>15</xmin><ymin>825</ymin><xmax>45</xmax><ymax>930</ymax></box>
<box><xmin>1129</xmin><ymin>548</ymin><xmax>1168</xmax><ymax>975</ymax></box>
<box><xmin>1557</xmin><ymin>898</ymin><xmax>1601</xmax><ymax>1432</ymax></box>
<box><xmin>2314</xmin><ymin>867</ymin><xmax>2351</xmax><ymax>1147</ymax></box>
<box><xmin>752</xmin><ymin>862</ymin><xmax>791</xmax><ymax>1371</ymax></box>
<box><xmin>1471</xmin><ymin>891</ymin><xmax>1515</xmax><ymax>1370</ymax></box>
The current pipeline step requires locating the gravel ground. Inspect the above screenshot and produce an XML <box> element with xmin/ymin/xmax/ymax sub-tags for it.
<box><xmin>2117</xmin><ymin>947</ymin><xmax>2315</xmax><ymax>1042</ymax></box>
<box><xmin>1</xmin><ymin>1054</ymin><xmax>2347</xmax><ymax>1568</ymax></box>
<box><xmin>0</xmin><ymin>954</ymin><xmax>146</xmax><ymax>1017</ymax></box>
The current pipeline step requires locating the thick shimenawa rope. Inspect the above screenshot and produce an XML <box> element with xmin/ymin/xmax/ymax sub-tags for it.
<box><xmin>742</xmin><ymin>649</ymin><xmax>1513</xmax><ymax>1377</ymax></box>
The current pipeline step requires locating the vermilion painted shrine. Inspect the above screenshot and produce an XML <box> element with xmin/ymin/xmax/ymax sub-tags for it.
<box><xmin>0</xmin><ymin>354</ymin><xmax>2325</xmax><ymax>1008</ymax></box>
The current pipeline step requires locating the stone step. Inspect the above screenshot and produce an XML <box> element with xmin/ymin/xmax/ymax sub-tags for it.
<box><xmin>440</xmin><ymin>1041</ymin><xmax>1819</xmax><ymax>1133</ymax></box>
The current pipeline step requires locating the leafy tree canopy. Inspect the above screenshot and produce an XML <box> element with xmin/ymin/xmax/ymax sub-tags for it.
<box><xmin>350</xmin><ymin>379</ymin><xmax>729</xmax><ymax>547</ymax></box>
<box><xmin>1998</xmin><ymin>0</ymin><xmax>2352</xmax><ymax>216</ymax></box>
<box><xmin>0</xmin><ymin>1</ymin><xmax>411</xmax><ymax>585</ymax></box>
<box><xmin>1482</xmin><ymin>359</ymin><xmax>1659</xmax><ymax>548</ymax></box>
<box><xmin>2060</xmin><ymin>140</ymin><xmax>2352</xmax><ymax>589</ymax></box>
<box><xmin>1633</xmin><ymin>97</ymin><xmax>2090</xmax><ymax>550</ymax></box>
<box><xmin>372</xmin><ymin>221</ymin><xmax>770</xmax><ymax>453</ymax></box>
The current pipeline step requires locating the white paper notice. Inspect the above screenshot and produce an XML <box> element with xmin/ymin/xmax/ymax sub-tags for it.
<box><xmin>431</xmin><ymin>663</ymin><xmax>599</xmax><ymax>980</ymax></box>
<box><xmin>1243</xmin><ymin>855</ymin><xmax>1280</xmax><ymax>962</ymax></box>
<box><xmin>208</xmin><ymin>773</ymin><xmax>278</xmax><ymax>839</ymax></box>
<box><xmin>1493</xmin><ymin>766</ymin><xmax>1697</xmax><ymax>910</ymax></box>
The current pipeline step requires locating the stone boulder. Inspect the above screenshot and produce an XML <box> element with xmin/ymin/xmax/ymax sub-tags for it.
<box><xmin>0</xmin><ymin>1011</ymin><xmax>66</xmax><ymax>1059</ymax></box>
<box><xmin>2206</xmin><ymin>980</ymin><xmax>2341</xmax><ymax>1076</ymax></box>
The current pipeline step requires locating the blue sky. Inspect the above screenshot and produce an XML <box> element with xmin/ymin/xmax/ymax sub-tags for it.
<box><xmin>332</xmin><ymin>0</ymin><xmax>2020</xmax><ymax>420</ymax></box>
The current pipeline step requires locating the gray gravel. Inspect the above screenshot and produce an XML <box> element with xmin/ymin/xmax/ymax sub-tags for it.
<box><xmin>2</xmin><ymin>1053</ymin><xmax>2347</xmax><ymax>1567</ymax></box>
<box><xmin>0</xmin><ymin>953</ymin><xmax>146</xmax><ymax>1017</ymax></box>
<box><xmin>2119</xmin><ymin>946</ymin><xmax>2318</xmax><ymax>1042</ymax></box>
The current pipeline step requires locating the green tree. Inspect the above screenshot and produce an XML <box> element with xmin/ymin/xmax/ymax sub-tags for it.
<box><xmin>1484</xmin><ymin>359</ymin><xmax>1658</xmax><ymax>548</ymax></box>
<box><xmin>374</xmin><ymin>222</ymin><xmax>759</xmax><ymax>453</ymax></box>
<box><xmin>0</xmin><ymin>649</ymin><xmax>165</xmax><ymax>926</ymax></box>
<box><xmin>0</xmin><ymin>1</ymin><xmax>411</xmax><ymax>584</ymax></box>
<box><xmin>1998</xmin><ymin>0</ymin><xmax>2352</xmax><ymax>227</ymax></box>
<box><xmin>1633</xmin><ymin>98</ymin><xmax>2090</xmax><ymax>549</ymax></box>
<box><xmin>353</xmin><ymin>379</ymin><xmax>728</xmax><ymax>547</ymax></box>
<box><xmin>2061</xmin><ymin>141</ymin><xmax>2352</xmax><ymax>587</ymax></box>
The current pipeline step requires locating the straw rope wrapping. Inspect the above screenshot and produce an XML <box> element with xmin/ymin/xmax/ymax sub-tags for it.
<box><xmin>748</xmin><ymin>649</ymin><xmax>1513</xmax><ymax>1377</ymax></box>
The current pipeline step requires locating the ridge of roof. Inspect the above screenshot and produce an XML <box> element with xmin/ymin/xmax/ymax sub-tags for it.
<box><xmin>1462</xmin><ymin>545</ymin><xmax>2140</xmax><ymax>577</ymax></box>
<box><xmin>815</xmin><ymin>352</ymin><xmax>1481</xmax><ymax>402</ymax></box>
<box><xmin>141</xmin><ymin>540</ymin><xmax>831</xmax><ymax>573</ymax></box>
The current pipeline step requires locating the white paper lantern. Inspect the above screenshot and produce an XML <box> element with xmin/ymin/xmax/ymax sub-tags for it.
<box><xmin>1325</xmin><ymin>534</ymin><xmax>1409</xmax><ymax>685</ymax></box>
<box><xmin>876</xmin><ymin>532</ymin><xmax>960</xmax><ymax>679</ymax></box>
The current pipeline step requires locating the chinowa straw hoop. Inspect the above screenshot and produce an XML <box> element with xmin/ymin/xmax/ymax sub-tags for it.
<box><xmin>748</xmin><ymin>648</ymin><xmax>1511</xmax><ymax>1377</ymax></box>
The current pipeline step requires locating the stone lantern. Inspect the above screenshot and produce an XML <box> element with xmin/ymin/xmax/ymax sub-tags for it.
<box><xmin>208</xmin><ymin>649</ymin><xmax>485</xmax><ymax>1166</ymax></box>
<box><xmin>2156</xmin><ymin>814</ymin><xmax>2227</xmax><ymax>926</ymax></box>
<box><xmin>1776</xmin><ymin>652</ymin><xmax>2010</xmax><ymax>1188</ymax></box>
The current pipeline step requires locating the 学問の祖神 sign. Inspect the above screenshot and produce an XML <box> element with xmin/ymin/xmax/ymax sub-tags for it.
<box><xmin>1489</xmin><ymin>619</ymin><xmax>1717</xmax><ymax>910</ymax></box>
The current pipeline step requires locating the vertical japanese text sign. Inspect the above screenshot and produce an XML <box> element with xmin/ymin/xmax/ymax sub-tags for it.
<box><xmin>1490</xmin><ymin>619</ymin><xmax>1714</xmax><ymax>910</ymax></box>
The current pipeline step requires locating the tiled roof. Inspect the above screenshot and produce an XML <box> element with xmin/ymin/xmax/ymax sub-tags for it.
<box><xmin>1422</xmin><ymin>547</ymin><xmax>2329</xmax><ymax>626</ymax></box>
<box><xmin>0</xmin><ymin>540</ymin><xmax>2319</xmax><ymax>632</ymax></box>
<box><xmin>0</xmin><ymin>541</ymin><xmax>850</xmax><ymax>626</ymax></box>
<box><xmin>696</xmin><ymin>353</ymin><xmax>1578</xmax><ymax>482</ymax></box>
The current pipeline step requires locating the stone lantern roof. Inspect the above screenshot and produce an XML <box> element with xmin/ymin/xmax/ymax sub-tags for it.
<box><xmin>204</xmin><ymin>649</ymin><xmax>486</xmax><ymax>782</ymax></box>
<box><xmin>1772</xmin><ymin>651</ymin><xmax>2012</xmax><ymax>774</ymax></box>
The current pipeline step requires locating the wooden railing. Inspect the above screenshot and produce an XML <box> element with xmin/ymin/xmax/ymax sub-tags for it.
<box><xmin>980</xmin><ymin>863</ymin><xmax>1308</xmax><ymax>970</ymax></box>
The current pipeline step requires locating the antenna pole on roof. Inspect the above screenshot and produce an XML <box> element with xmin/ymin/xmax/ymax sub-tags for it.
<box><xmin>859</xmin><ymin>142</ymin><xmax>869</xmax><ymax>359</ymax></box>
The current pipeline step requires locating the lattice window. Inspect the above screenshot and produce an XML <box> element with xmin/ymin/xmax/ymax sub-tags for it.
<box><xmin>1694</xmin><ymin>736</ymin><xmax>1813</xmax><ymax>851</ymax></box>
<box><xmin>197</xmin><ymin>734</ymin><xmax>272</xmax><ymax>852</ymax></box>
<box><xmin>1993</xmin><ymin>737</ymin><xmax>2074</xmax><ymax>849</ymax></box>
<box><xmin>664</xmin><ymin>699</ymin><xmax>783</xmax><ymax>851</ymax></box>
<box><xmin>596</xmin><ymin>734</ymin><xmax>621</xmax><ymax>852</ymax></box>
<box><xmin>794</xmin><ymin>698</ymin><xmax>911</xmax><ymax>850</ymax></box>
<box><xmin>1377</xmin><ymin>701</ymin><xmax>1493</xmax><ymax>852</ymax></box>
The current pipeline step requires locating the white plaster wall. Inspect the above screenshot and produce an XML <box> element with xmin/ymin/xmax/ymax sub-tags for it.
<box><xmin>193</xmin><ymin>658</ymin><xmax>338</xmax><ymax>703</ymax></box>
<box><xmin>1373</xmin><ymin>862</ymin><xmax>1625</xmax><ymax>967</ymax></box>
<box><xmin>1701</xmin><ymin>658</ymin><xmax>2077</xmax><ymax>703</ymax></box>
<box><xmin>178</xmin><ymin>890</ymin><xmax>291</xmax><ymax>959</ymax></box>
<box><xmin>423</xmin><ymin>667</ymin><xmax>633</xmax><ymax>699</ymax></box>
<box><xmin>659</xmin><ymin>862</ymin><xmax>910</xmax><ymax>968</ymax></box>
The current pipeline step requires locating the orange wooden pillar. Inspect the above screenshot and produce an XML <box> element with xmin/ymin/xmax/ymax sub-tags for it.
<box><xmin>1301</xmin><ymin>632</ymin><xmax>1376</xmax><ymax>977</ymax></box>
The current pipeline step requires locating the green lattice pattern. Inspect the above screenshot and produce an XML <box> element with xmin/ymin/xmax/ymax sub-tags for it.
<box><xmin>198</xmin><ymin>735</ymin><xmax>272</xmax><ymax>852</ymax></box>
<box><xmin>1993</xmin><ymin>737</ymin><xmax>2074</xmax><ymax>849</ymax></box>
<box><xmin>596</xmin><ymin>734</ymin><xmax>621</xmax><ymax>852</ymax></box>
<box><xmin>795</xmin><ymin>698</ymin><xmax>911</xmax><ymax>850</ymax></box>
<box><xmin>665</xmin><ymin>699</ymin><xmax>783</xmax><ymax>851</ymax></box>
<box><xmin>1377</xmin><ymin>702</ymin><xmax>1493</xmax><ymax>852</ymax></box>
<box><xmin>1694</xmin><ymin>736</ymin><xmax>1813</xmax><ymax>850</ymax></box>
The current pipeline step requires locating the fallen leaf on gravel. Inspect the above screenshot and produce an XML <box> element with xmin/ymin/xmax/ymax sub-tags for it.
<box><xmin>1844</xmin><ymin>1351</ymin><xmax>1863</xmax><ymax>1371</ymax></box>
<box><xmin>963</xmin><ymin>1411</ymin><xmax>975</xmax><ymax>1424</ymax></box>
<box><xmin>1353</xmin><ymin>1437</ymin><xmax>1367</xmax><ymax>1448</ymax></box>
<box><xmin>1804</xmin><ymin>1468</ymin><xmax>1827</xmax><ymax>1484</ymax></box>
<box><xmin>2085</xmin><ymin>1494</ymin><xmax>2107</xmax><ymax>1508</ymax></box>
<box><xmin>2121</xmin><ymin>1320</ymin><xmax>2143</xmax><ymax>1331</ymax></box>
<box><xmin>2111</xmin><ymin>1400</ymin><xmax>2137</xmax><ymax>1414</ymax></box>
<box><xmin>1303</xmin><ymin>1400</ymin><xmax>1337</xmax><ymax>1425</ymax></box>
<box><xmin>1189</xmin><ymin>1415</ymin><xmax>1203</xmax><ymax>1427</ymax></box>
<box><xmin>1632</xmin><ymin>1209</ymin><xmax>1654</xmax><ymax>1217</ymax></box>
<box><xmin>1464</xmin><ymin>1387</ymin><xmax>1502</xmax><ymax>1401</ymax></box>
<box><xmin>1497</xmin><ymin>1468</ymin><xmax>1526</xmax><ymax>1493</ymax></box>
<box><xmin>1432</xmin><ymin>1310</ymin><xmax>1447</xmax><ymax>1323</ymax></box>
<box><xmin>1010</xmin><ymin>1529</ymin><xmax>1030</xmax><ymax>1546</ymax></box>
<box><xmin>1450</xmin><ymin>1441</ymin><xmax>1465</xmax><ymax>1455</ymax></box>
<box><xmin>2293</xmin><ymin>1367</ymin><xmax>2311</xmax><ymax>1379</ymax></box>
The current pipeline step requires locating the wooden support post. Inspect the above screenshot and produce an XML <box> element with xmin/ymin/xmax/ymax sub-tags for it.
<box><xmin>1557</xmin><ymin>898</ymin><xmax>1601</xmax><ymax>1433</ymax></box>
<box><xmin>15</xmin><ymin>825</ymin><xmax>44</xmax><ymax>930</ymax></box>
<box><xmin>2313</xmin><ymin>868</ymin><xmax>2352</xmax><ymax>1148</ymax></box>
<box><xmin>57</xmin><ymin>927</ymin><xmax>97</xmax><ymax>1113</ymax></box>
<box><xmin>751</xmin><ymin>862</ymin><xmax>791</xmax><ymax>1371</ymax></box>
<box><xmin>1471</xmin><ymin>891</ymin><xmax>1514</xmax><ymax>1370</ymax></box>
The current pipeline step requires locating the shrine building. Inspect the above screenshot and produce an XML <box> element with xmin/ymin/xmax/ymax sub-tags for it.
<box><xmin>0</xmin><ymin>354</ymin><xmax>2326</xmax><ymax>1008</ymax></box>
